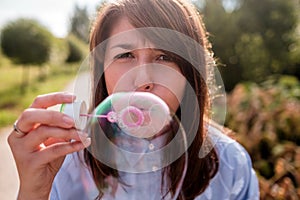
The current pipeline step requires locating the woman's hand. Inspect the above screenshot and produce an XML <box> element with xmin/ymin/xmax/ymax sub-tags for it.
<box><xmin>7</xmin><ymin>92</ymin><xmax>91</xmax><ymax>200</ymax></box>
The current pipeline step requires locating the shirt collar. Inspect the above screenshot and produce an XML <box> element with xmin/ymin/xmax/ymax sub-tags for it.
<box><xmin>111</xmin><ymin>123</ymin><xmax>170</xmax><ymax>172</ymax></box>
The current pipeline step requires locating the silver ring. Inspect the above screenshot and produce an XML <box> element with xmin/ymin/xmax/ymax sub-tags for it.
<box><xmin>13</xmin><ymin>121</ymin><xmax>26</xmax><ymax>137</ymax></box>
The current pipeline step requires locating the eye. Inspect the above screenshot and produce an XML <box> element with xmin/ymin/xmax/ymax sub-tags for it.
<box><xmin>114</xmin><ymin>52</ymin><xmax>133</xmax><ymax>60</ymax></box>
<box><xmin>157</xmin><ymin>54</ymin><xmax>174</xmax><ymax>62</ymax></box>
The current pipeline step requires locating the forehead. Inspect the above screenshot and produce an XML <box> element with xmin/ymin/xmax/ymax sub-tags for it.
<box><xmin>107</xmin><ymin>16</ymin><xmax>155</xmax><ymax>49</ymax></box>
<box><xmin>110</xmin><ymin>16</ymin><xmax>135</xmax><ymax>36</ymax></box>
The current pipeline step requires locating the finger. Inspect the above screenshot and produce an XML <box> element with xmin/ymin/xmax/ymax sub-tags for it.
<box><xmin>43</xmin><ymin>138</ymin><xmax>68</xmax><ymax>147</ymax></box>
<box><xmin>30</xmin><ymin>92</ymin><xmax>76</xmax><ymax>109</ymax></box>
<box><xmin>12</xmin><ymin>121</ymin><xmax>26</xmax><ymax>137</ymax></box>
<box><xmin>24</xmin><ymin>126</ymin><xmax>88</xmax><ymax>150</ymax></box>
<box><xmin>36</xmin><ymin>140</ymin><xmax>91</xmax><ymax>165</ymax></box>
<box><xmin>17</xmin><ymin>109</ymin><xmax>75</xmax><ymax>133</ymax></box>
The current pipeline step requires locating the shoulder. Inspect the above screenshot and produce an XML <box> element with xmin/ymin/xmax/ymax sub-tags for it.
<box><xmin>208</xmin><ymin>125</ymin><xmax>252</xmax><ymax>182</ymax></box>
<box><xmin>209</xmin><ymin>125</ymin><xmax>249</xmax><ymax>166</ymax></box>
<box><xmin>197</xmin><ymin>125</ymin><xmax>260</xmax><ymax>200</ymax></box>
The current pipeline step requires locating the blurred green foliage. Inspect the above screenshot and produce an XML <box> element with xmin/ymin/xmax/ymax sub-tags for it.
<box><xmin>0</xmin><ymin>18</ymin><xmax>54</xmax><ymax>93</ymax></box>
<box><xmin>199</xmin><ymin>0</ymin><xmax>300</xmax><ymax>91</ymax></box>
<box><xmin>0</xmin><ymin>56</ymin><xmax>81</xmax><ymax>127</ymax></box>
<box><xmin>65</xmin><ymin>34</ymin><xmax>88</xmax><ymax>63</ymax></box>
<box><xmin>0</xmin><ymin>14</ymin><xmax>88</xmax><ymax>126</ymax></box>
<box><xmin>69</xmin><ymin>5</ymin><xmax>90</xmax><ymax>43</ymax></box>
<box><xmin>50</xmin><ymin>37</ymin><xmax>69</xmax><ymax>65</ymax></box>
<box><xmin>226</xmin><ymin>75</ymin><xmax>300</xmax><ymax>198</ymax></box>
<box><xmin>1</xmin><ymin>18</ymin><xmax>53</xmax><ymax>65</ymax></box>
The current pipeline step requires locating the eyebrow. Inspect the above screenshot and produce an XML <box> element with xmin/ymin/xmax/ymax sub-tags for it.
<box><xmin>110</xmin><ymin>43</ymin><xmax>135</xmax><ymax>50</ymax></box>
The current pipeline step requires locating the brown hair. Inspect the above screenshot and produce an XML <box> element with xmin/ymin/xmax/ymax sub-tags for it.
<box><xmin>85</xmin><ymin>0</ymin><xmax>219</xmax><ymax>199</ymax></box>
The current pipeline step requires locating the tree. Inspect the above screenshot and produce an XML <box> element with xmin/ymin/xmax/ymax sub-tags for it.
<box><xmin>237</xmin><ymin>0</ymin><xmax>299</xmax><ymax>76</ymax></box>
<box><xmin>201</xmin><ymin>0</ymin><xmax>242</xmax><ymax>90</ymax></box>
<box><xmin>69</xmin><ymin>5</ymin><xmax>90</xmax><ymax>43</ymax></box>
<box><xmin>198</xmin><ymin>0</ymin><xmax>299</xmax><ymax>91</ymax></box>
<box><xmin>65</xmin><ymin>34</ymin><xmax>85</xmax><ymax>63</ymax></box>
<box><xmin>1</xmin><ymin>18</ymin><xmax>52</xmax><ymax>93</ymax></box>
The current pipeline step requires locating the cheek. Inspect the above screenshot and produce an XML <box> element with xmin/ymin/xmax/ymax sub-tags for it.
<box><xmin>155</xmin><ymin>86</ymin><xmax>183</xmax><ymax>113</ymax></box>
<box><xmin>168</xmin><ymin>96</ymin><xmax>180</xmax><ymax>113</ymax></box>
<box><xmin>162</xmin><ymin>77</ymin><xmax>186</xmax><ymax>112</ymax></box>
<box><xmin>104</xmin><ymin>65</ymin><xmax>135</xmax><ymax>94</ymax></box>
<box><xmin>104</xmin><ymin>68</ymin><xmax>118</xmax><ymax>95</ymax></box>
<box><xmin>169</xmin><ymin>93</ymin><xmax>181</xmax><ymax>112</ymax></box>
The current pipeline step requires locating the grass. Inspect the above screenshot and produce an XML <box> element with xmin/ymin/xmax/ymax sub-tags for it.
<box><xmin>0</xmin><ymin>55</ymin><xmax>80</xmax><ymax>128</ymax></box>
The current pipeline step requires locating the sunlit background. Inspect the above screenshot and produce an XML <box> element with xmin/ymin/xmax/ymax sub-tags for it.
<box><xmin>0</xmin><ymin>0</ymin><xmax>299</xmax><ymax>199</ymax></box>
<box><xmin>0</xmin><ymin>0</ymin><xmax>100</xmax><ymax>37</ymax></box>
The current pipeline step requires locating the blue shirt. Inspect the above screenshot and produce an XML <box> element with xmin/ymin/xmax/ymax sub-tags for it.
<box><xmin>50</xmin><ymin>125</ymin><xmax>259</xmax><ymax>199</ymax></box>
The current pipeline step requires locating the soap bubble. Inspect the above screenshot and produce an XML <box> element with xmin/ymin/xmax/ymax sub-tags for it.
<box><xmin>84</xmin><ymin>92</ymin><xmax>188</xmax><ymax>199</ymax></box>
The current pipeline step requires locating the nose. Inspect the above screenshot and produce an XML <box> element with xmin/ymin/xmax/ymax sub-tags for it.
<box><xmin>136</xmin><ymin>82</ymin><xmax>154</xmax><ymax>92</ymax></box>
<box><xmin>134</xmin><ymin>65</ymin><xmax>154</xmax><ymax>92</ymax></box>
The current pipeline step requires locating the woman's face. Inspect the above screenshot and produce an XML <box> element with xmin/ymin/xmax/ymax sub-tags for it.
<box><xmin>103</xmin><ymin>17</ymin><xmax>186</xmax><ymax>112</ymax></box>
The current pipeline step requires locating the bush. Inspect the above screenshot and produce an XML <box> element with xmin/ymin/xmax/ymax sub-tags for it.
<box><xmin>65</xmin><ymin>34</ymin><xmax>87</xmax><ymax>63</ymax></box>
<box><xmin>1</xmin><ymin>18</ymin><xmax>53</xmax><ymax>93</ymax></box>
<box><xmin>50</xmin><ymin>38</ymin><xmax>68</xmax><ymax>65</ymax></box>
<box><xmin>1</xmin><ymin>18</ymin><xmax>52</xmax><ymax>65</ymax></box>
<box><xmin>226</xmin><ymin>75</ymin><xmax>300</xmax><ymax>198</ymax></box>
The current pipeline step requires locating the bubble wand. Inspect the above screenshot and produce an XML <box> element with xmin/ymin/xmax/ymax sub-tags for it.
<box><xmin>80</xmin><ymin>106</ymin><xmax>145</xmax><ymax>128</ymax></box>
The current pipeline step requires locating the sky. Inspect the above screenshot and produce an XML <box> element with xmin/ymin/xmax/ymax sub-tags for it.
<box><xmin>0</xmin><ymin>0</ymin><xmax>102</xmax><ymax>38</ymax></box>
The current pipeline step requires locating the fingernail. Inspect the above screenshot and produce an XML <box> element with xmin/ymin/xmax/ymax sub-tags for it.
<box><xmin>63</xmin><ymin>116</ymin><xmax>74</xmax><ymax>126</ymax></box>
<box><xmin>82</xmin><ymin>137</ymin><xmax>91</xmax><ymax>148</ymax></box>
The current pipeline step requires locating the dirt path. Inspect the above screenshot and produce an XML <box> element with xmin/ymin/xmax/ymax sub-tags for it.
<box><xmin>0</xmin><ymin>126</ymin><xmax>19</xmax><ymax>199</ymax></box>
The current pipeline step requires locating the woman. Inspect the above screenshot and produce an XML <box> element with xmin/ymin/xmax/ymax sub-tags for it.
<box><xmin>8</xmin><ymin>0</ymin><xmax>259</xmax><ymax>199</ymax></box>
